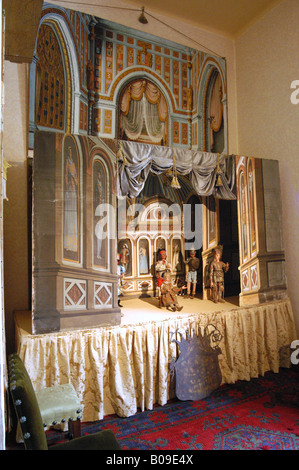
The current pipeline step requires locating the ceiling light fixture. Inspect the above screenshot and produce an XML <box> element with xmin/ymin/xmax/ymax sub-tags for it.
<box><xmin>138</xmin><ymin>7</ymin><xmax>148</xmax><ymax>24</ymax></box>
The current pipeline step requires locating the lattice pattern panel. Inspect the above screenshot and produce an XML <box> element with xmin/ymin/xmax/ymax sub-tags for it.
<box><xmin>36</xmin><ymin>24</ymin><xmax>65</xmax><ymax>130</ymax></box>
<box><xmin>121</xmin><ymin>281</ymin><xmax>134</xmax><ymax>292</ymax></box>
<box><xmin>137</xmin><ymin>279</ymin><xmax>153</xmax><ymax>291</ymax></box>
<box><xmin>94</xmin><ymin>282</ymin><xmax>113</xmax><ymax>308</ymax></box>
<box><xmin>64</xmin><ymin>279</ymin><xmax>86</xmax><ymax>310</ymax></box>
<box><xmin>241</xmin><ymin>270</ymin><xmax>250</xmax><ymax>292</ymax></box>
<box><xmin>250</xmin><ymin>264</ymin><xmax>258</xmax><ymax>290</ymax></box>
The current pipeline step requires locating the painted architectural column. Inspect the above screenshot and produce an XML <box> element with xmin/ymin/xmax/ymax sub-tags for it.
<box><xmin>87</xmin><ymin>19</ymin><xmax>96</xmax><ymax>135</ymax></box>
<box><xmin>28</xmin><ymin>54</ymin><xmax>39</xmax><ymax>149</ymax></box>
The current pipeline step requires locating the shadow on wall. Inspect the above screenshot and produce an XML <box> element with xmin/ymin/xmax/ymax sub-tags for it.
<box><xmin>3</xmin><ymin>161</ymin><xmax>30</xmax><ymax>353</ymax></box>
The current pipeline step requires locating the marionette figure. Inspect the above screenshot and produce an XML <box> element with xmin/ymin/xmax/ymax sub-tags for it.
<box><xmin>155</xmin><ymin>249</ymin><xmax>171</xmax><ymax>307</ymax></box>
<box><xmin>175</xmin><ymin>277</ymin><xmax>187</xmax><ymax>296</ymax></box>
<box><xmin>185</xmin><ymin>249</ymin><xmax>200</xmax><ymax>299</ymax></box>
<box><xmin>209</xmin><ymin>245</ymin><xmax>229</xmax><ymax>303</ymax></box>
<box><xmin>120</xmin><ymin>243</ymin><xmax>130</xmax><ymax>274</ymax></box>
<box><xmin>160</xmin><ymin>272</ymin><xmax>183</xmax><ymax>312</ymax></box>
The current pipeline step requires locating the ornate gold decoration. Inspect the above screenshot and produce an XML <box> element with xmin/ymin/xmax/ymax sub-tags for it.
<box><xmin>117</xmin><ymin>141</ymin><xmax>129</xmax><ymax>165</ymax></box>
<box><xmin>137</xmin><ymin>43</ymin><xmax>152</xmax><ymax>68</ymax></box>
<box><xmin>170</xmin><ymin>153</ymin><xmax>181</xmax><ymax>189</ymax></box>
<box><xmin>216</xmin><ymin>153</ymin><xmax>223</xmax><ymax>187</ymax></box>
<box><xmin>187</xmin><ymin>85</ymin><xmax>193</xmax><ymax>111</ymax></box>
<box><xmin>35</xmin><ymin>23</ymin><xmax>69</xmax><ymax>131</ymax></box>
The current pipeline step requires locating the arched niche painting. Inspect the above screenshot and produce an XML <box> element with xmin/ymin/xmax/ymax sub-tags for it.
<box><xmin>93</xmin><ymin>158</ymin><xmax>109</xmax><ymax>269</ymax></box>
<box><xmin>118</xmin><ymin>78</ymin><xmax>168</xmax><ymax>146</ymax></box>
<box><xmin>239</xmin><ymin>172</ymin><xmax>248</xmax><ymax>262</ymax></box>
<box><xmin>207</xmin><ymin>196</ymin><xmax>216</xmax><ymax>247</ymax></box>
<box><xmin>172</xmin><ymin>238</ymin><xmax>183</xmax><ymax>273</ymax></box>
<box><xmin>205</xmin><ymin>69</ymin><xmax>224</xmax><ymax>153</ymax></box>
<box><xmin>118</xmin><ymin>239</ymin><xmax>132</xmax><ymax>277</ymax></box>
<box><xmin>138</xmin><ymin>238</ymin><xmax>150</xmax><ymax>276</ymax></box>
<box><xmin>247</xmin><ymin>159</ymin><xmax>257</xmax><ymax>257</ymax></box>
<box><xmin>155</xmin><ymin>237</ymin><xmax>167</xmax><ymax>262</ymax></box>
<box><xmin>63</xmin><ymin>136</ymin><xmax>80</xmax><ymax>263</ymax></box>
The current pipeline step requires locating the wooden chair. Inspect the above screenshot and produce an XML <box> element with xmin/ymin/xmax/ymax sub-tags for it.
<box><xmin>8</xmin><ymin>353</ymin><xmax>121</xmax><ymax>450</ymax></box>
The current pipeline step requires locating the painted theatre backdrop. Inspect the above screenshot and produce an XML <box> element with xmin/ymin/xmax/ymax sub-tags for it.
<box><xmin>29</xmin><ymin>4</ymin><xmax>287</xmax><ymax>333</ymax></box>
<box><xmin>33</xmin><ymin>132</ymin><xmax>120</xmax><ymax>333</ymax></box>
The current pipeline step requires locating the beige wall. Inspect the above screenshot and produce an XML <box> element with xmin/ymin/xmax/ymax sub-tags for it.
<box><xmin>236</xmin><ymin>0</ymin><xmax>299</xmax><ymax>334</ymax></box>
<box><xmin>3</xmin><ymin>61</ymin><xmax>29</xmax><ymax>352</ymax></box>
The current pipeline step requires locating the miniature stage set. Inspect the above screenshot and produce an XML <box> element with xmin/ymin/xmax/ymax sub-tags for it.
<box><xmin>31</xmin><ymin>132</ymin><xmax>288</xmax><ymax>334</ymax></box>
<box><xmin>14</xmin><ymin>131</ymin><xmax>296</xmax><ymax>422</ymax></box>
<box><xmin>14</xmin><ymin>4</ymin><xmax>297</xmax><ymax>424</ymax></box>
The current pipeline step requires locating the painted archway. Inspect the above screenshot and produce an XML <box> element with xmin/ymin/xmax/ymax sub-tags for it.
<box><xmin>117</xmin><ymin>76</ymin><xmax>170</xmax><ymax>146</ymax></box>
<box><xmin>29</xmin><ymin>12</ymin><xmax>81</xmax><ymax>147</ymax></box>
<box><xmin>196</xmin><ymin>57</ymin><xmax>227</xmax><ymax>153</ymax></box>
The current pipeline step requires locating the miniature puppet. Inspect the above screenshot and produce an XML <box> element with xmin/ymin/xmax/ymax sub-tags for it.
<box><xmin>185</xmin><ymin>249</ymin><xmax>200</xmax><ymax>299</ymax></box>
<box><xmin>209</xmin><ymin>245</ymin><xmax>229</xmax><ymax>303</ymax></box>
<box><xmin>160</xmin><ymin>272</ymin><xmax>183</xmax><ymax>312</ymax></box>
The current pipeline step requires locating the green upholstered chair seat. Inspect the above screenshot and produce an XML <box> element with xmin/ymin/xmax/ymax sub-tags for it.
<box><xmin>36</xmin><ymin>383</ymin><xmax>82</xmax><ymax>427</ymax></box>
<box><xmin>49</xmin><ymin>429</ymin><xmax>121</xmax><ymax>450</ymax></box>
<box><xmin>8</xmin><ymin>353</ymin><xmax>121</xmax><ymax>451</ymax></box>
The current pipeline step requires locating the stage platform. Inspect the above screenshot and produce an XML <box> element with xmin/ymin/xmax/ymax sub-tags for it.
<box><xmin>14</xmin><ymin>297</ymin><xmax>297</xmax><ymax>422</ymax></box>
<box><xmin>119</xmin><ymin>295</ymin><xmax>240</xmax><ymax>325</ymax></box>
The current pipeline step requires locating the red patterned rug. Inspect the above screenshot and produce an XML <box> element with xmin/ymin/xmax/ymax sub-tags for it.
<box><xmin>45</xmin><ymin>366</ymin><xmax>299</xmax><ymax>451</ymax></box>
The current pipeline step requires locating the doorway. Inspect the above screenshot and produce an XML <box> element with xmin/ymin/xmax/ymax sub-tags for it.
<box><xmin>218</xmin><ymin>199</ymin><xmax>240</xmax><ymax>297</ymax></box>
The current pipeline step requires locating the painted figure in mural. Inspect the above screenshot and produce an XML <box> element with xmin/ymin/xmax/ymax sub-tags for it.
<box><xmin>94</xmin><ymin>168</ymin><xmax>105</xmax><ymax>260</ymax></box>
<box><xmin>172</xmin><ymin>239</ymin><xmax>183</xmax><ymax>272</ymax></box>
<box><xmin>120</xmin><ymin>242</ymin><xmax>130</xmax><ymax>274</ymax></box>
<box><xmin>209</xmin><ymin>245</ymin><xmax>229</xmax><ymax>303</ymax></box>
<box><xmin>155</xmin><ymin>249</ymin><xmax>171</xmax><ymax>307</ymax></box>
<box><xmin>160</xmin><ymin>272</ymin><xmax>183</xmax><ymax>312</ymax></box>
<box><xmin>240</xmin><ymin>175</ymin><xmax>247</xmax><ymax>259</ymax></box>
<box><xmin>139</xmin><ymin>241</ymin><xmax>149</xmax><ymax>274</ymax></box>
<box><xmin>64</xmin><ymin>145</ymin><xmax>78</xmax><ymax>254</ymax></box>
<box><xmin>185</xmin><ymin>249</ymin><xmax>200</xmax><ymax>299</ymax></box>
<box><xmin>156</xmin><ymin>238</ymin><xmax>166</xmax><ymax>262</ymax></box>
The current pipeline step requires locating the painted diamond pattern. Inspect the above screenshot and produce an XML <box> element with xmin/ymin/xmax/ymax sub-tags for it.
<box><xmin>64</xmin><ymin>279</ymin><xmax>86</xmax><ymax>310</ymax></box>
<box><xmin>68</xmin><ymin>284</ymin><xmax>83</xmax><ymax>304</ymax></box>
<box><xmin>138</xmin><ymin>280</ymin><xmax>152</xmax><ymax>290</ymax></box>
<box><xmin>94</xmin><ymin>282</ymin><xmax>112</xmax><ymax>308</ymax></box>
<box><xmin>242</xmin><ymin>270</ymin><xmax>249</xmax><ymax>291</ymax></box>
<box><xmin>251</xmin><ymin>265</ymin><xmax>258</xmax><ymax>289</ymax></box>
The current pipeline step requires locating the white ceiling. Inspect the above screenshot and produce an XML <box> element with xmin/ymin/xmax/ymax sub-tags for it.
<box><xmin>52</xmin><ymin>0</ymin><xmax>282</xmax><ymax>38</ymax></box>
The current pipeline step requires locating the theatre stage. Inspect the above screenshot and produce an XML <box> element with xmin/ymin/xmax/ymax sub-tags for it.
<box><xmin>119</xmin><ymin>295</ymin><xmax>240</xmax><ymax>325</ymax></box>
<box><xmin>15</xmin><ymin>297</ymin><xmax>297</xmax><ymax>422</ymax></box>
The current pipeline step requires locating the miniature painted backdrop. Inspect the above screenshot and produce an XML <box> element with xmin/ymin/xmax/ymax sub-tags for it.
<box><xmin>32</xmin><ymin>131</ymin><xmax>121</xmax><ymax>334</ymax></box>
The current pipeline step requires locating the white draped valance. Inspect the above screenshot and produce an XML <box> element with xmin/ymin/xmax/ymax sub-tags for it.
<box><xmin>117</xmin><ymin>140</ymin><xmax>236</xmax><ymax>200</ymax></box>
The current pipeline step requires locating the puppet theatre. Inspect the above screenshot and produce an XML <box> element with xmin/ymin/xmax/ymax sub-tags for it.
<box><xmin>14</xmin><ymin>3</ymin><xmax>296</xmax><ymax>422</ymax></box>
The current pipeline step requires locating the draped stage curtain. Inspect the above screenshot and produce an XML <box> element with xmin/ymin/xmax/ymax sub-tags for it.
<box><xmin>209</xmin><ymin>73</ymin><xmax>223</xmax><ymax>150</ymax></box>
<box><xmin>15</xmin><ymin>299</ymin><xmax>297</xmax><ymax>421</ymax></box>
<box><xmin>117</xmin><ymin>140</ymin><xmax>236</xmax><ymax>200</ymax></box>
<box><xmin>120</xmin><ymin>80</ymin><xmax>167</xmax><ymax>143</ymax></box>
